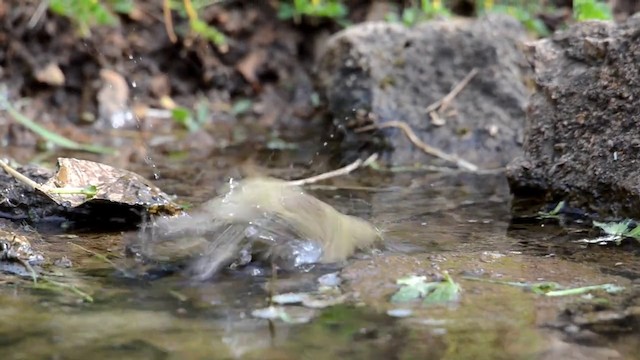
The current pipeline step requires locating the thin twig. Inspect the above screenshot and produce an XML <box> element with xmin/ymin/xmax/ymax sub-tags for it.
<box><xmin>426</xmin><ymin>68</ymin><xmax>478</xmax><ymax>114</ymax></box>
<box><xmin>0</xmin><ymin>92</ymin><xmax>115</xmax><ymax>154</ymax></box>
<box><xmin>183</xmin><ymin>0</ymin><xmax>198</xmax><ymax>22</ymax></box>
<box><xmin>286</xmin><ymin>154</ymin><xmax>378</xmax><ymax>187</ymax></box>
<box><xmin>18</xmin><ymin>258</ymin><xmax>38</xmax><ymax>283</ymax></box>
<box><xmin>28</xmin><ymin>0</ymin><xmax>50</xmax><ymax>29</ymax></box>
<box><xmin>33</xmin><ymin>278</ymin><xmax>94</xmax><ymax>302</ymax></box>
<box><xmin>69</xmin><ymin>242</ymin><xmax>120</xmax><ymax>270</ymax></box>
<box><xmin>0</xmin><ymin>159</ymin><xmax>46</xmax><ymax>192</ymax></box>
<box><xmin>163</xmin><ymin>0</ymin><xmax>178</xmax><ymax>43</ymax></box>
<box><xmin>356</xmin><ymin>121</ymin><xmax>478</xmax><ymax>172</ymax></box>
<box><xmin>0</xmin><ymin>160</ymin><xmax>96</xmax><ymax>199</ymax></box>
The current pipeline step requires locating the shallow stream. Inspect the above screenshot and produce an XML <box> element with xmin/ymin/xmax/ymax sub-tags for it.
<box><xmin>1</xmin><ymin>146</ymin><xmax>638</xmax><ymax>360</ymax></box>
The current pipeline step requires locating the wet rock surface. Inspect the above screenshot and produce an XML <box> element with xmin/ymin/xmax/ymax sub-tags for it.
<box><xmin>0</xmin><ymin>159</ymin><xmax>181</xmax><ymax>228</ymax></box>
<box><xmin>507</xmin><ymin>15</ymin><xmax>640</xmax><ymax>218</ymax></box>
<box><xmin>316</xmin><ymin>15</ymin><xmax>531</xmax><ymax>169</ymax></box>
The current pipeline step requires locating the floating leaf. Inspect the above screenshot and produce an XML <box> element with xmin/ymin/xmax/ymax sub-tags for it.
<box><xmin>424</xmin><ymin>272</ymin><xmax>461</xmax><ymax>304</ymax></box>
<box><xmin>391</xmin><ymin>273</ymin><xmax>460</xmax><ymax>304</ymax></box>
<box><xmin>592</xmin><ymin>219</ymin><xmax>640</xmax><ymax>244</ymax></box>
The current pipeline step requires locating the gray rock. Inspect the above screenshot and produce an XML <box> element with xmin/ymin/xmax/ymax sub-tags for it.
<box><xmin>316</xmin><ymin>15</ymin><xmax>531</xmax><ymax>169</ymax></box>
<box><xmin>507</xmin><ymin>16</ymin><xmax>640</xmax><ymax>217</ymax></box>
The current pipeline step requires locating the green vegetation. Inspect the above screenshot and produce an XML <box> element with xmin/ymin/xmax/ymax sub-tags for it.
<box><xmin>0</xmin><ymin>89</ymin><xmax>116</xmax><ymax>154</ymax></box>
<box><xmin>49</xmin><ymin>0</ymin><xmax>133</xmax><ymax>36</ymax></box>
<box><xmin>537</xmin><ymin>201</ymin><xmax>565</xmax><ymax>220</ymax></box>
<box><xmin>48</xmin><ymin>185</ymin><xmax>98</xmax><ymax>199</ymax></box>
<box><xmin>391</xmin><ymin>272</ymin><xmax>461</xmax><ymax>305</ymax></box>
<box><xmin>593</xmin><ymin>219</ymin><xmax>640</xmax><ymax>244</ymax></box>
<box><xmin>278</xmin><ymin>0</ymin><xmax>348</xmax><ymax>21</ymax></box>
<box><xmin>49</xmin><ymin>0</ymin><xmax>225</xmax><ymax>44</ymax></box>
<box><xmin>481</xmin><ymin>3</ymin><xmax>551</xmax><ymax>36</ymax></box>
<box><xmin>574</xmin><ymin>0</ymin><xmax>613</xmax><ymax>21</ymax></box>
<box><xmin>47</xmin><ymin>0</ymin><xmax>615</xmax><ymax>42</ymax></box>
<box><xmin>386</xmin><ymin>0</ymin><xmax>451</xmax><ymax>26</ymax></box>
<box><xmin>463</xmin><ymin>276</ymin><xmax>624</xmax><ymax>297</ymax></box>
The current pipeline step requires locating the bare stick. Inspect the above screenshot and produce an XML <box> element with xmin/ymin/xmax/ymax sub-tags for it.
<box><xmin>28</xmin><ymin>0</ymin><xmax>50</xmax><ymax>29</ymax></box>
<box><xmin>163</xmin><ymin>0</ymin><xmax>178</xmax><ymax>43</ymax></box>
<box><xmin>0</xmin><ymin>159</ymin><xmax>94</xmax><ymax>197</ymax></box>
<box><xmin>426</xmin><ymin>68</ymin><xmax>479</xmax><ymax>113</ymax></box>
<box><xmin>286</xmin><ymin>154</ymin><xmax>378</xmax><ymax>187</ymax></box>
<box><xmin>356</xmin><ymin>121</ymin><xmax>478</xmax><ymax>172</ymax></box>
<box><xmin>0</xmin><ymin>159</ymin><xmax>46</xmax><ymax>192</ymax></box>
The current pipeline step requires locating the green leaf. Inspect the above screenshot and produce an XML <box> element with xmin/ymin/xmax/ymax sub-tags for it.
<box><xmin>391</xmin><ymin>274</ymin><xmax>460</xmax><ymax>305</ymax></box>
<box><xmin>0</xmin><ymin>91</ymin><xmax>115</xmax><ymax>154</ymax></box>
<box><xmin>593</xmin><ymin>219</ymin><xmax>640</xmax><ymax>243</ymax></box>
<box><xmin>528</xmin><ymin>281</ymin><xmax>561</xmax><ymax>295</ymax></box>
<box><xmin>231</xmin><ymin>99</ymin><xmax>253</xmax><ymax>116</ymax></box>
<box><xmin>391</xmin><ymin>285</ymin><xmax>424</xmax><ymax>303</ymax></box>
<box><xmin>190</xmin><ymin>19</ymin><xmax>226</xmax><ymax>45</ymax></box>
<box><xmin>537</xmin><ymin>200</ymin><xmax>566</xmax><ymax>219</ymax></box>
<box><xmin>110</xmin><ymin>0</ymin><xmax>135</xmax><ymax>14</ymax></box>
<box><xmin>593</xmin><ymin>219</ymin><xmax>633</xmax><ymax>237</ymax></box>
<box><xmin>171</xmin><ymin>107</ymin><xmax>191</xmax><ymax>123</ymax></box>
<box><xmin>424</xmin><ymin>272</ymin><xmax>461</xmax><ymax>304</ymax></box>
<box><xmin>171</xmin><ymin>106</ymin><xmax>199</xmax><ymax>132</ymax></box>
<box><xmin>574</xmin><ymin>0</ymin><xmax>613</xmax><ymax>21</ymax></box>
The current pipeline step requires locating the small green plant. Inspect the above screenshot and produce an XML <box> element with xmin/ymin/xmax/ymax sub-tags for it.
<box><xmin>386</xmin><ymin>0</ymin><xmax>450</xmax><ymax>27</ymax></box>
<box><xmin>464</xmin><ymin>276</ymin><xmax>624</xmax><ymax>297</ymax></box>
<box><xmin>391</xmin><ymin>272</ymin><xmax>461</xmax><ymax>305</ymax></box>
<box><xmin>419</xmin><ymin>0</ymin><xmax>451</xmax><ymax>19</ymax></box>
<box><xmin>278</xmin><ymin>0</ymin><xmax>348</xmax><ymax>22</ymax></box>
<box><xmin>49</xmin><ymin>0</ymin><xmax>225</xmax><ymax>45</ymax></box>
<box><xmin>592</xmin><ymin>219</ymin><xmax>640</xmax><ymax>243</ymax></box>
<box><xmin>537</xmin><ymin>201</ymin><xmax>566</xmax><ymax>220</ymax></box>
<box><xmin>0</xmin><ymin>88</ymin><xmax>115</xmax><ymax>154</ymax></box>
<box><xmin>574</xmin><ymin>0</ymin><xmax>613</xmax><ymax>21</ymax></box>
<box><xmin>486</xmin><ymin>4</ymin><xmax>550</xmax><ymax>36</ymax></box>
<box><xmin>169</xmin><ymin>0</ymin><xmax>226</xmax><ymax>45</ymax></box>
<box><xmin>49</xmin><ymin>0</ymin><xmax>134</xmax><ymax>37</ymax></box>
<box><xmin>170</xmin><ymin>97</ymin><xmax>211</xmax><ymax>132</ymax></box>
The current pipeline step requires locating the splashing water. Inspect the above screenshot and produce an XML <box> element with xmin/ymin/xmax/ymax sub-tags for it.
<box><xmin>132</xmin><ymin>177</ymin><xmax>382</xmax><ymax>280</ymax></box>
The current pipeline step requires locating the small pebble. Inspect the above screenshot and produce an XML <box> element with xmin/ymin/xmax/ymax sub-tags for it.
<box><xmin>54</xmin><ymin>256</ymin><xmax>73</xmax><ymax>268</ymax></box>
<box><xmin>272</xmin><ymin>292</ymin><xmax>306</xmax><ymax>305</ymax></box>
<box><xmin>387</xmin><ymin>308</ymin><xmax>413</xmax><ymax>318</ymax></box>
<box><xmin>318</xmin><ymin>272</ymin><xmax>341</xmax><ymax>287</ymax></box>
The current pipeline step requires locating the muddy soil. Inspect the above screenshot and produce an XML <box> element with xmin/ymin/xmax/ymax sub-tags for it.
<box><xmin>1</xmin><ymin>1</ymin><xmax>337</xmax><ymax>165</ymax></box>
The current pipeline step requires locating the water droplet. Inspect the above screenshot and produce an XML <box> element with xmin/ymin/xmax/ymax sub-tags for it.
<box><xmin>144</xmin><ymin>156</ymin><xmax>160</xmax><ymax>180</ymax></box>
